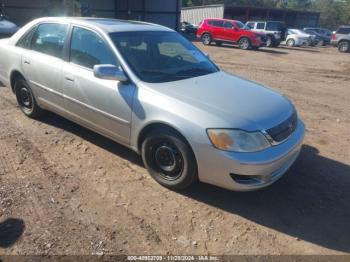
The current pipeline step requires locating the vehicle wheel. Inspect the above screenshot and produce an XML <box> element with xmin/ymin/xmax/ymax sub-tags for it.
<box><xmin>141</xmin><ymin>129</ymin><xmax>198</xmax><ymax>190</ymax></box>
<box><xmin>338</xmin><ymin>40</ymin><xmax>350</xmax><ymax>53</ymax></box>
<box><xmin>266</xmin><ymin>36</ymin><xmax>273</xmax><ymax>47</ymax></box>
<box><xmin>201</xmin><ymin>33</ymin><xmax>212</xmax><ymax>46</ymax></box>
<box><xmin>287</xmin><ymin>39</ymin><xmax>295</xmax><ymax>47</ymax></box>
<box><xmin>15</xmin><ymin>78</ymin><xmax>44</xmax><ymax>118</ymax></box>
<box><xmin>238</xmin><ymin>37</ymin><xmax>251</xmax><ymax>50</ymax></box>
<box><xmin>215</xmin><ymin>41</ymin><xmax>222</xmax><ymax>46</ymax></box>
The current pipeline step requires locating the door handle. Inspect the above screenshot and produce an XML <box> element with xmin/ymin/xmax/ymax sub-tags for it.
<box><xmin>23</xmin><ymin>60</ymin><xmax>30</xmax><ymax>65</ymax></box>
<box><xmin>65</xmin><ymin>76</ymin><xmax>75</xmax><ymax>82</ymax></box>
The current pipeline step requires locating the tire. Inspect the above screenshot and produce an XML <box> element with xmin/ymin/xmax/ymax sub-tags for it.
<box><xmin>201</xmin><ymin>33</ymin><xmax>212</xmax><ymax>46</ymax></box>
<box><xmin>141</xmin><ymin>128</ymin><xmax>198</xmax><ymax>190</ymax></box>
<box><xmin>338</xmin><ymin>40</ymin><xmax>350</xmax><ymax>53</ymax></box>
<box><xmin>238</xmin><ymin>37</ymin><xmax>251</xmax><ymax>50</ymax></box>
<box><xmin>287</xmin><ymin>39</ymin><xmax>295</xmax><ymax>47</ymax></box>
<box><xmin>14</xmin><ymin>78</ymin><xmax>44</xmax><ymax>118</ymax></box>
<box><xmin>266</xmin><ymin>36</ymin><xmax>273</xmax><ymax>47</ymax></box>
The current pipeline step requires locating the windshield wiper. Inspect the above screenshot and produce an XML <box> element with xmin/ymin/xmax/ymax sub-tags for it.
<box><xmin>175</xmin><ymin>67</ymin><xmax>213</xmax><ymax>77</ymax></box>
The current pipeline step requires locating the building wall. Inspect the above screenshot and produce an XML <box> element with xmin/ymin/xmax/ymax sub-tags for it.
<box><xmin>181</xmin><ymin>5</ymin><xmax>224</xmax><ymax>25</ymax></box>
<box><xmin>1</xmin><ymin>0</ymin><xmax>181</xmax><ymax>30</ymax></box>
<box><xmin>181</xmin><ymin>4</ymin><xmax>319</xmax><ymax>28</ymax></box>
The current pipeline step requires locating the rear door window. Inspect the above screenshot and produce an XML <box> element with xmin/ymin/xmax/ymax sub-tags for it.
<box><xmin>16</xmin><ymin>26</ymin><xmax>37</xmax><ymax>49</ymax></box>
<box><xmin>31</xmin><ymin>23</ymin><xmax>68</xmax><ymax>59</ymax></box>
<box><xmin>208</xmin><ymin>20</ymin><xmax>224</xmax><ymax>28</ymax></box>
<box><xmin>257</xmin><ymin>23</ymin><xmax>265</xmax><ymax>30</ymax></box>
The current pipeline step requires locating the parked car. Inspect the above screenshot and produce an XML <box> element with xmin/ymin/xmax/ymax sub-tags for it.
<box><xmin>0</xmin><ymin>14</ymin><xmax>19</xmax><ymax>38</ymax></box>
<box><xmin>303</xmin><ymin>27</ymin><xmax>332</xmax><ymax>45</ymax></box>
<box><xmin>245</xmin><ymin>21</ymin><xmax>287</xmax><ymax>47</ymax></box>
<box><xmin>197</xmin><ymin>18</ymin><xmax>267</xmax><ymax>50</ymax></box>
<box><xmin>180</xmin><ymin>21</ymin><xmax>198</xmax><ymax>35</ymax></box>
<box><xmin>0</xmin><ymin>17</ymin><xmax>305</xmax><ymax>192</ymax></box>
<box><xmin>282</xmin><ymin>29</ymin><xmax>315</xmax><ymax>47</ymax></box>
<box><xmin>331</xmin><ymin>26</ymin><xmax>350</xmax><ymax>53</ymax></box>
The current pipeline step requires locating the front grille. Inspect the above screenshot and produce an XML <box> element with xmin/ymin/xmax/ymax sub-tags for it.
<box><xmin>266</xmin><ymin>111</ymin><xmax>298</xmax><ymax>143</ymax></box>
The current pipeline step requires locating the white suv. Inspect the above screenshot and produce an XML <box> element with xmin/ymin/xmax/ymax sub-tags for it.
<box><xmin>245</xmin><ymin>21</ymin><xmax>286</xmax><ymax>47</ymax></box>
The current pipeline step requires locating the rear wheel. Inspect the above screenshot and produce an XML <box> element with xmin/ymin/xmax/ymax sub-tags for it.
<box><xmin>287</xmin><ymin>39</ymin><xmax>295</xmax><ymax>47</ymax></box>
<box><xmin>238</xmin><ymin>37</ymin><xmax>251</xmax><ymax>50</ymax></box>
<box><xmin>338</xmin><ymin>40</ymin><xmax>350</xmax><ymax>53</ymax></box>
<box><xmin>201</xmin><ymin>33</ymin><xmax>212</xmax><ymax>46</ymax></box>
<box><xmin>141</xmin><ymin>129</ymin><xmax>198</xmax><ymax>190</ymax></box>
<box><xmin>14</xmin><ymin>78</ymin><xmax>44</xmax><ymax>118</ymax></box>
<box><xmin>266</xmin><ymin>36</ymin><xmax>273</xmax><ymax>47</ymax></box>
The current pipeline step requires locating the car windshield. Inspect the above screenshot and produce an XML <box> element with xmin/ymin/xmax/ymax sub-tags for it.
<box><xmin>110</xmin><ymin>31</ymin><xmax>219</xmax><ymax>83</ymax></box>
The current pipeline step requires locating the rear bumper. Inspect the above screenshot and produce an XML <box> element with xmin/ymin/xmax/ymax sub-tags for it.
<box><xmin>331</xmin><ymin>40</ymin><xmax>338</xmax><ymax>47</ymax></box>
<box><xmin>196</xmin><ymin>120</ymin><xmax>305</xmax><ymax>191</ymax></box>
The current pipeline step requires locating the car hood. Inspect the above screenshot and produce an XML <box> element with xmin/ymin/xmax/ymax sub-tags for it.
<box><xmin>144</xmin><ymin>71</ymin><xmax>294</xmax><ymax>131</ymax></box>
<box><xmin>0</xmin><ymin>19</ymin><xmax>19</xmax><ymax>34</ymax></box>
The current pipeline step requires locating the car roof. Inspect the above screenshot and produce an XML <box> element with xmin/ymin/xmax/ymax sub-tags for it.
<box><xmin>205</xmin><ymin>18</ymin><xmax>240</xmax><ymax>23</ymax></box>
<box><xmin>30</xmin><ymin>17</ymin><xmax>172</xmax><ymax>33</ymax></box>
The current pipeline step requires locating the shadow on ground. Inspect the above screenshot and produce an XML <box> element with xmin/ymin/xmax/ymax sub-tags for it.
<box><xmin>0</xmin><ymin>218</ymin><xmax>25</xmax><ymax>248</ymax></box>
<box><xmin>183</xmin><ymin>145</ymin><xmax>350</xmax><ymax>252</ymax></box>
<box><xmin>277</xmin><ymin>46</ymin><xmax>321</xmax><ymax>53</ymax></box>
<box><xmin>211</xmin><ymin>44</ymin><xmax>288</xmax><ymax>55</ymax></box>
<box><xmin>38</xmin><ymin>113</ymin><xmax>350</xmax><ymax>252</ymax></box>
<box><xmin>38</xmin><ymin>113</ymin><xmax>143</xmax><ymax>167</ymax></box>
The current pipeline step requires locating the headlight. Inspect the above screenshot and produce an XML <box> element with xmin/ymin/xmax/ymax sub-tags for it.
<box><xmin>207</xmin><ymin>129</ymin><xmax>271</xmax><ymax>152</ymax></box>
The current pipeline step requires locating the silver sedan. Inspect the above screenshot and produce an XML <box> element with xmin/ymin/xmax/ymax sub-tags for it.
<box><xmin>0</xmin><ymin>18</ymin><xmax>305</xmax><ymax>191</ymax></box>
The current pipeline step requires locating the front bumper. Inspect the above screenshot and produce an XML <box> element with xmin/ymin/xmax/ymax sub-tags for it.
<box><xmin>196</xmin><ymin>120</ymin><xmax>305</xmax><ymax>191</ymax></box>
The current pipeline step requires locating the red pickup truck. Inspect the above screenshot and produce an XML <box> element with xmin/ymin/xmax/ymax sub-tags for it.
<box><xmin>197</xmin><ymin>18</ymin><xmax>267</xmax><ymax>50</ymax></box>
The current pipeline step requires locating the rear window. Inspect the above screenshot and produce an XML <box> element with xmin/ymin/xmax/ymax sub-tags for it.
<box><xmin>337</xmin><ymin>27</ymin><xmax>350</xmax><ymax>34</ymax></box>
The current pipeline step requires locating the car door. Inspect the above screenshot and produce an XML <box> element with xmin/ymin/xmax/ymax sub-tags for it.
<box><xmin>22</xmin><ymin>23</ymin><xmax>69</xmax><ymax>112</ymax></box>
<box><xmin>223</xmin><ymin>21</ymin><xmax>239</xmax><ymax>42</ymax></box>
<box><xmin>210</xmin><ymin>20</ymin><xmax>224</xmax><ymax>40</ymax></box>
<box><xmin>62</xmin><ymin>26</ymin><xmax>135</xmax><ymax>145</ymax></box>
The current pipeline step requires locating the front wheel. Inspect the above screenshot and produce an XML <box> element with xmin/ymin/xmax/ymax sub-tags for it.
<box><xmin>238</xmin><ymin>37</ymin><xmax>251</xmax><ymax>50</ymax></box>
<box><xmin>338</xmin><ymin>41</ymin><xmax>350</xmax><ymax>53</ymax></box>
<box><xmin>141</xmin><ymin>129</ymin><xmax>198</xmax><ymax>190</ymax></box>
<box><xmin>15</xmin><ymin>79</ymin><xmax>44</xmax><ymax>118</ymax></box>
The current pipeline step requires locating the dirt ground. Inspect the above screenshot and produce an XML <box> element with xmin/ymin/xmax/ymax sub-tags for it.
<box><xmin>0</xmin><ymin>44</ymin><xmax>349</xmax><ymax>256</ymax></box>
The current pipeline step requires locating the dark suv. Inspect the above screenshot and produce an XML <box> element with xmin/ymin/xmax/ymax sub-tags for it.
<box><xmin>331</xmin><ymin>26</ymin><xmax>350</xmax><ymax>53</ymax></box>
<box><xmin>197</xmin><ymin>18</ymin><xmax>266</xmax><ymax>50</ymax></box>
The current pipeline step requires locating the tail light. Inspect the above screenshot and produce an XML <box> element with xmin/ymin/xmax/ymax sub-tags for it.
<box><xmin>332</xmin><ymin>32</ymin><xmax>336</xmax><ymax>40</ymax></box>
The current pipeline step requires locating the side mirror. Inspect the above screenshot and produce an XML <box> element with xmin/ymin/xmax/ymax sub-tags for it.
<box><xmin>93</xmin><ymin>64</ymin><xmax>128</xmax><ymax>82</ymax></box>
<box><xmin>234</xmin><ymin>27</ymin><xmax>239</xmax><ymax>31</ymax></box>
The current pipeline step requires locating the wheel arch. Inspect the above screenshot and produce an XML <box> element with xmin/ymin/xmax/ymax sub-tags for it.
<box><xmin>10</xmin><ymin>70</ymin><xmax>26</xmax><ymax>94</ymax></box>
<box><xmin>137</xmin><ymin>122</ymin><xmax>191</xmax><ymax>152</ymax></box>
